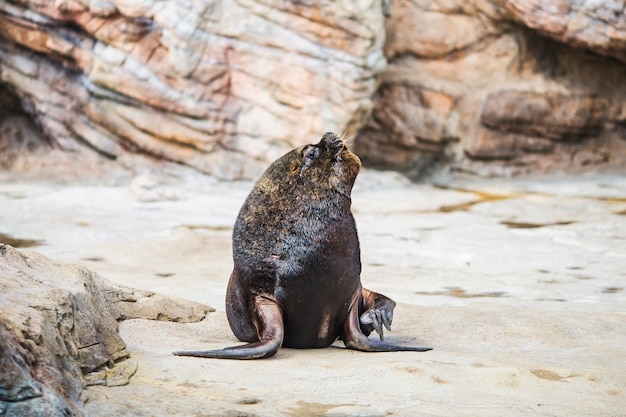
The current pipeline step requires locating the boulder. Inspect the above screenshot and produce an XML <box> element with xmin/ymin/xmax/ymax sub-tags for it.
<box><xmin>479</xmin><ymin>91</ymin><xmax>613</xmax><ymax>141</ymax></box>
<box><xmin>0</xmin><ymin>244</ymin><xmax>213</xmax><ymax>415</ymax></box>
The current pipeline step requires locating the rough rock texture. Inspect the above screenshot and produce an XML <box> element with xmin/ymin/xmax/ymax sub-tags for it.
<box><xmin>503</xmin><ymin>0</ymin><xmax>626</xmax><ymax>64</ymax></box>
<box><xmin>0</xmin><ymin>244</ymin><xmax>213</xmax><ymax>416</ymax></box>
<box><xmin>356</xmin><ymin>0</ymin><xmax>626</xmax><ymax>177</ymax></box>
<box><xmin>1</xmin><ymin>0</ymin><xmax>626</xmax><ymax>179</ymax></box>
<box><xmin>0</xmin><ymin>0</ymin><xmax>385</xmax><ymax>179</ymax></box>
<box><xmin>355</xmin><ymin>82</ymin><xmax>458</xmax><ymax>174</ymax></box>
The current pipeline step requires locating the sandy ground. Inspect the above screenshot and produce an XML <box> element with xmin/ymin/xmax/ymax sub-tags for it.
<box><xmin>1</xmin><ymin>168</ymin><xmax>625</xmax><ymax>417</ymax></box>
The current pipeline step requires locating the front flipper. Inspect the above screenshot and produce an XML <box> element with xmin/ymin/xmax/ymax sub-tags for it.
<box><xmin>359</xmin><ymin>288</ymin><xmax>396</xmax><ymax>341</ymax></box>
<box><xmin>344</xmin><ymin>291</ymin><xmax>431</xmax><ymax>352</ymax></box>
<box><xmin>173</xmin><ymin>296</ymin><xmax>284</xmax><ymax>360</ymax></box>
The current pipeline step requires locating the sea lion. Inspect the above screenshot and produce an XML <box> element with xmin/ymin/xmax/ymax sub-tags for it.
<box><xmin>174</xmin><ymin>132</ymin><xmax>431</xmax><ymax>359</ymax></box>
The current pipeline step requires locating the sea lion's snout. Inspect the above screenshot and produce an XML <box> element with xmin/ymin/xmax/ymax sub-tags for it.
<box><xmin>320</xmin><ymin>132</ymin><xmax>345</xmax><ymax>157</ymax></box>
<box><xmin>317</xmin><ymin>131</ymin><xmax>361</xmax><ymax>173</ymax></box>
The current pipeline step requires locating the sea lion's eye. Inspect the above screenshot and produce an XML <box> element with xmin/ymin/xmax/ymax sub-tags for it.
<box><xmin>303</xmin><ymin>146</ymin><xmax>321</xmax><ymax>160</ymax></box>
<box><xmin>289</xmin><ymin>162</ymin><xmax>299</xmax><ymax>175</ymax></box>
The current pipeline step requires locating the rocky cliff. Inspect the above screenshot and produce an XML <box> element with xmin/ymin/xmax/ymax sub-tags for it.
<box><xmin>0</xmin><ymin>0</ymin><xmax>385</xmax><ymax>179</ymax></box>
<box><xmin>356</xmin><ymin>0</ymin><xmax>626</xmax><ymax>177</ymax></box>
<box><xmin>1</xmin><ymin>0</ymin><xmax>625</xmax><ymax>179</ymax></box>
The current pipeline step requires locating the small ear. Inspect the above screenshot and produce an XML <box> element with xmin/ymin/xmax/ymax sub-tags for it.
<box><xmin>289</xmin><ymin>162</ymin><xmax>299</xmax><ymax>175</ymax></box>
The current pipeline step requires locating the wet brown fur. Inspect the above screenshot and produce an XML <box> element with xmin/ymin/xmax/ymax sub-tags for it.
<box><xmin>174</xmin><ymin>132</ymin><xmax>431</xmax><ymax>359</ymax></box>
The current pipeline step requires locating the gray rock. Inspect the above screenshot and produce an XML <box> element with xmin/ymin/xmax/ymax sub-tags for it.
<box><xmin>0</xmin><ymin>244</ymin><xmax>214</xmax><ymax>415</ymax></box>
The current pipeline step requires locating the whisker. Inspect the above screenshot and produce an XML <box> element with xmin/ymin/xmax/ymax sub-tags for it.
<box><xmin>339</xmin><ymin>127</ymin><xmax>356</xmax><ymax>147</ymax></box>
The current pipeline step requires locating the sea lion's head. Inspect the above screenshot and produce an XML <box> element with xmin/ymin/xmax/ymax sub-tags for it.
<box><xmin>261</xmin><ymin>132</ymin><xmax>361</xmax><ymax>198</ymax></box>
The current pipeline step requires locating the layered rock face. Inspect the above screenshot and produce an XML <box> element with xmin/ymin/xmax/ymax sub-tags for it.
<box><xmin>0</xmin><ymin>244</ymin><xmax>213</xmax><ymax>415</ymax></box>
<box><xmin>1</xmin><ymin>0</ymin><xmax>625</xmax><ymax>178</ymax></box>
<box><xmin>0</xmin><ymin>0</ymin><xmax>385</xmax><ymax>179</ymax></box>
<box><xmin>356</xmin><ymin>0</ymin><xmax>626</xmax><ymax>177</ymax></box>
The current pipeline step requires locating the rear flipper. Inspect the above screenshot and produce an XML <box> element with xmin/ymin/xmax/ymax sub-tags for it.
<box><xmin>173</xmin><ymin>296</ymin><xmax>284</xmax><ymax>360</ymax></box>
<box><xmin>345</xmin><ymin>291</ymin><xmax>431</xmax><ymax>352</ymax></box>
<box><xmin>173</xmin><ymin>340</ymin><xmax>280</xmax><ymax>360</ymax></box>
